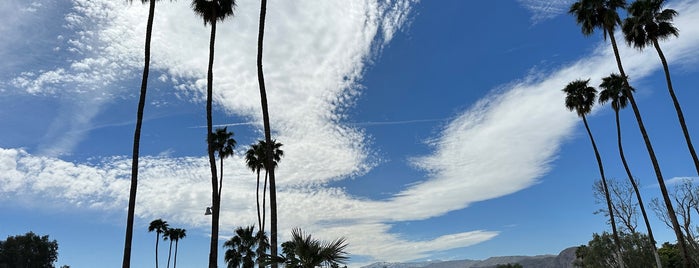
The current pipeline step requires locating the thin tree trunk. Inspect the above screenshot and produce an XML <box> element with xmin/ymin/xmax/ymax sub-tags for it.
<box><xmin>256</xmin><ymin>170</ymin><xmax>262</xmax><ymax>230</ymax></box>
<box><xmin>156</xmin><ymin>233</ymin><xmax>161</xmax><ymax>268</ymax></box>
<box><xmin>262</xmin><ymin>171</ymin><xmax>268</xmax><ymax>236</ymax></box>
<box><xmin>123</xmin><ymin>1</ymin><xmax>156</xmax><ymax>267</ymax></box>
<box><xmin>173</xmin><ymin>240</ymin><xmax>179</xmax><ymax>268</ymax></box>
<box><xmin>653</xmin><ymin>39</ymin><xmax>699</xmax><ymax>175</ymax></box>
<box><xmin>207</xmin><ymin>18</ymin><xmax>221</xmax><ymax>268</ymax></box>
<box><xmin>582</xmin><ymin>115</ymin><xmax>625</xmax><ymax>268</ymax></box>
<box><xmin>255</xmin><ymin>1</ymin><xmax>278</xmax><ymax>266</ymax></box>
<box><xmin>608</xmin><ymin>30</ymin><xmax>690</xmax><ymax>268</ymax></box>
<box><xmin>614</xmin><ymin>110</ymin><xmax>662</xmax><ymax>268</ymax></box>
<box><xmin>167</xmin><ymin>239</ymin><xmax>173</xmax><ymax>268</ymax></box>
<box><xmin>219</xmin><ymin>155</ymin><xmax>224</xmax><ymax>204</ymax></box>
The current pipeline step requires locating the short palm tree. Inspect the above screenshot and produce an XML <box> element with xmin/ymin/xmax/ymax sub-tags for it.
<box><xmin>623</xmin><ymin>0</ymin><xmax>699</xmax><ymax>175</ymax></box>
<box><xmin>599</xmin><ymin>74</ymin><xmax>662</xmax><ymax>267</ymax></box>
<box><xmin>224</xmin><ymin>226</ymin><xmax>269</xmax><ymax>268</ymax></box>
<box><xmin>569</xmin><ymin>1</ymin><xmax>690</xmax><ymax>265</ymax></box>
<box><xmin>275</xmin><ymin>228</ymin><xmax>349</xmax><ymax>268</ymax></box>
<box><xmin>122</xmin><ymin>1</ymin><xmax>164</xmax><ymax>267</ymax></box>
<box><xmin>191</xmin><ymin>1</ymin><xmax>236</xmax><ymax>267</ymax></box>
<box><xmin>148</xmin><ymin>219</ymin><xmax>169</xmax><ymax>268</ymax></box>
<box><xmin>563</xmin><ymin>79</ymin><xmax>624</xmax><ymax>268</ymax></box>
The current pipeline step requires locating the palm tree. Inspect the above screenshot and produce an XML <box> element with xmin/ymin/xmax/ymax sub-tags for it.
<box><xmin>253</xmin><ymin>1</ymin><xmax>280</xmax><ymax>266</ymax></box>
<box><xmin>623</xmin><ymin>0</ymin><xmax>699</xmax><ymax>175</ymax></box>
<box><xmin>224</xmin><ymin>226</ymin><xmax>269</xmax><ymax>268</ymax></box>
<box><xmin>164</xmin><ymin>228</ymin><xmax>174</xmax><ymax>268</ymax></box>
<box><xmin>563</xmin><ymin>79</ymin><xmax>624</xmax><ymax>268</ymax></box>
<box><xmin>168</xmin><ymin>228</ymin><xmax>186</xmax><ymax>268</ymax></box>
<box><xmin>275</xmin><ymin>228</ymin><xmax>349</xmax><ymax>268</ymax></box>
<box><xmin>569</xmin><ymin>1</ymin><xmax>690</xmax><ymax>265</ymax></box>
<box><xmin>212</xmin><ymin>127</ymin><xmax>236</xmax><ymax>201</ymax></box>
<box><xmin>599</xmin><ymin>73</ymin><xmax>662</xmax><ymax>267</ymax></box>
<box><xmin>245</xmin><ymin>142</ymin><xmax>265</xmax><ymax>230</ymax></box>
<box><xmin>259</xmin><ymin>140</ymin><xmax>283</xmax><ymax>233</ymax></box>
<box><xmin>122</xmin><ymin>1</ymin><xmax>161</xmax><ymax>267</ymax></box>
<box><xmin>191</xmin><ymin>1</ymin><xmax>236</xmax><ymax>267</ymax></box>
<box><xmin>148</xmin><ymin>219</ymin><xmax>169</xmax><ymax>268</ymax></box>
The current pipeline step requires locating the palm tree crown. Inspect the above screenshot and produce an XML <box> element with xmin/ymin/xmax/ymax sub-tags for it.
<box><xmin>191</xmin><ymin>0</ymin><xmax>235</xmax><ymax>25</ymax></box>
<box><xmin>211</xmin><ymin>127</ymin><xmax>237</xmax><ymax>160</ymax></box>
<box><xmin>563</xmin><ymin>79</ymin><xmax>597</xmax><ymax>116</ymax></box>
<box><xmin>623</xmin><ymin>0</ymin><xmax>678</xmax><ymax>49</ymax></box>
<box><xmin>278</xmin><ymin>228</ymin><xmax>349</xmax><ymax>268</ymax></box>
<box><xmin>569</xmin><ymin>0</ymin><xmax>626</xmax><ymax>38</ymax></box>
<box><xmin>224</xmin><ymin>226</ymin><xmax>269</xmax><ymax>268</ymax></box>
<box><xmin>598</xmin><ymin>73</ymin><xmax>633</xmax><ymax>111</ymax></box>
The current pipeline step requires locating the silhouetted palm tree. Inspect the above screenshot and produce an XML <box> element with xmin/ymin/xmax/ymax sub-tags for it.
<box><xmin>224</xmin><ymin>226</ymin><xmax>269</xmax><ymax>268</ymax></box>
<box><xmin>148</xmin><ymin>219</ymin><xmax>169</xmax><ymax>268</ymax></box>
<box><xmin>253</xmin><ymin>1</ymin><xmax>280</xmax><ymax>266</ymax></box>
<box><xmin>599</xmin><ymin>73</ymin><xmax>662</xmax><ymax>268</ymax></box>
<box><xmin>122</xmin><ymin>1</ymin><xmax>163</xmax><ymax>267</ymax></box>
<box><xmin>191</xmin><ymin>0</ymin><xmax>236</xmax><ymax>267</ymax></box>
<box><xmin>212</xmin><ymin>127</ymin><xmax>236</xmax><ymax>200</ymax></box>
<box><xmin>563</xmin><ymin>79</ymin><xmax>624</xmax><ymax>268</ymax></box>
<box><xmin>275</xmin><ymin>228</ymin><xmax>349</xmax><ymax>268</ymax></box>
<box><xmin>166</xmin><ymin>228</ymin><xmax>186</xmax><ymax>268</ymax></box>
<box><xmin>260</xmin><ymin>140</ymin><xmax>283</xmax><ymax>233</ymax></box>
<box><xmin>245</xmin><ymin>142</ymin><xmax>265</xmax><ymax>230</ymax></box>
<box><xmin>623</xmin><ymin>0</ymin><xmax>698</xmax><ymax>175</ymax></box>
<box><xmin>569</xmin><ymin>0</ymin><xmax>689</xmax><ymax>265</ymax></box>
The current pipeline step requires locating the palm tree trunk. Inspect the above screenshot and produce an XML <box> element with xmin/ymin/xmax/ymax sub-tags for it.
<box><xmin>263</xmin><ymin>171</ymin><xmax>268</xmax><ymax>232</ymax></box>
<box><xmin>614</xmin><ymin>110</ymin><xmax>662</xmax><ymax>267</ymax></box>
<box><xmin>255</xmin><ymin>0</ymin><xmax>278</xmax><ymax>266</ymax></box>
<box><xmin>173</xmin><ymin>240</ymin><xmax>179</xmax><ymax>268</ymax></box>
<box><xmin>256</xmin><ymin>170</ymin><xmax>262</xmax><ymax>230</ymax></box>
<box><xmin>123</xmin><ymin>1</ymin><xmax>156</xmax><ymax>267</ymax></box>
<box><xmin>156</xmin><ymin>233</ymin><xmax>161</xmax><ymax>268</ymax></box>
<box><xmin>608</xmin><ymin>30</ymin><xmax>691</xmax><ymax>268</ymax></box>
<box><xmin>219</xmin><ymin>155</ymin><xmax>224</xmax><ymax>203</ymax></box>
<box><xmin>582</xmin><ymin>115</ymin><xmax>625</xmax><ymax>268</ymax></box>
<box><xmin>207</xmin><ymin>18</ymin><xmax>221</xmax><ymax>268</ymax></box>
<box><xmin>167</xmin><ymin>239</ymin><xmax>173</xmax><ymax>268</ymax></box>
<box><xmin>652</xmin><ymin>39</ymin><xmax>699</xmax><ymax>175</ymax></box>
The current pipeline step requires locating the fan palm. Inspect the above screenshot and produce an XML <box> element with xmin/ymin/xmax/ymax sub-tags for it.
<box><xmin>569</xmin><ymin>0</ymin><xmax>690</xmax><ymax>265</ymax></box>
<box><xmin>599</xmin><ymin>74</ymin><xmax>662</xmax><ymax>267</ymax></box>
<box><xmin>253</xmin><ymin>1</ymin><xmax>281</xmax><ymax>265</ymax></box>
<box><xmin>191</xmin><ymin>0</ymin><xmax>236</xmax><ymax>267</ymax></box>
<box><xmin>245</xmin><ymin>142</ymin><xmax>265</xmax><ymax>230</ymax></box>
<box><xmin>563</xmin><ymin>79</ymin><xmax>624</xmax><ymax>268</ymax></box>
<box><xmin>224</xmin><ymin>226</ymin><xmax>269</xmax><ymax>268</ymax></box>
<box><xmin>148</xmin><ymin>219</ymin><xmax>169</xmax><ymax>268</ymax></box>
<box><xmin>122</xmin><ymin>1</ymin><xmax>164</xmax><ymax>267</ymax></box>
<box><xmin>276</xmin><ymin>228</ymin><xmax>349</xmax><ymax>268</ymax></box>
<box><xmin>623</xmin><ymin>0</ymin><xmax>698</xmax><ymax>176</ymax></box>
<box><xmin>167</xmin><ymin>228</ymin><xmax>186</xmax><ymax>268</ymax></box>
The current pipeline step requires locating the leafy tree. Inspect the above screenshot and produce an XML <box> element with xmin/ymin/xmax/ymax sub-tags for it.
<box><xmin>0</xmin><ymin>232</ymin><xmax>59</xmax><ymax>268</ymax></box>
<box><xmin>223</xmin><ymin>226</ymin><xmax>269</xmax><ymax>268</ymax></box>
<box><xmin>623</xmin><ymin>0</ymin><xmax>699</xmax><ymax>175</ymax></box>
<box><xmin>569</xmin><ymin>0</ymin><xmax>689</xmax><ymax>265</ymax></box>
<box><xmin>191</xmin><ymin>0</ymin><xmax>236</xmax><ymax>267</ymax></box>
<box><xmin>253</xmin><ymin>0</ymin><xmax>282</xmax><ymax>266</ymax></box>
<box><xmin>575</xmin><ymin>232</ymin><xmax>655</xmax><ymax>267</ymax></box>
<box><xmin>658</xmin><ymin>242</ymin><xmax>682</xmax><ymax>268</ymax></box>
<box><xmin>268</xmin><ymin>228</ymin><xmax>349</xmax><ymax>268</ymax></box>
<box><xmin>563</xmin><ymin>79</ymin><xmax>624</xmax><ymax>267</ymax></box>
<box><xmin>650</xmin><ymin>179</ymin><xmax>699</xmax><ymax>265</ymax></box>
<box><xmin>122</xmin><ymin>0</ymin><xmax>167</xmax><ymax>267</ymax></box>
<box><xmin>148</xmin><ymin>219</ymin><xmax>169</xmax><ymax>268</ymax></box>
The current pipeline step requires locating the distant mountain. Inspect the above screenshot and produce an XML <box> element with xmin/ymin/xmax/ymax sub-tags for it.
<box><xmin>361</xmin><ymin>247</ymin><xmax>578</xmax><ymax>268</ymax></box>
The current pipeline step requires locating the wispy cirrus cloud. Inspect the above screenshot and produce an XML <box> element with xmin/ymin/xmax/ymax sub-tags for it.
<box><xmin>517</xmin><ymin>0</ymin><xmax>573</xmax><ymax>24</ymax></box>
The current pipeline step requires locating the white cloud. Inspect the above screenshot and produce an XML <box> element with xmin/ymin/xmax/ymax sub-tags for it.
<box><xmin>3</xmin><ymin>0</ymin><xmax>699</xmax><ymax>264</ymax></box>
<box><xmin>517</xmin><ymin>0</ymin><xmax>573</xmax><ymax>24</ymax></box>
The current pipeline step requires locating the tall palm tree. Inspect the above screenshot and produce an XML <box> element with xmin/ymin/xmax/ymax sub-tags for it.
<box><xmin>148</xmin><ymin>219</ymin><xmax>169</xmax><ymax>268</ymax></box>
<box><xmin>599</xmin><ymin>73</ymin><xmax>662</xmax><ymax>267</ymax></box>
<box><xmin>254</xmin><ymin>1</ymin><xmax>280</xmax><ymax>265</ymax></box>
<box><xmin>569</xmin><ymin>1</ymin><xmax>690</xmax><ymax>265</ymax></box>
<box><xmin>191</xmin><ymin>1</ymin><xmax>236</xmax><ymax>267</ymax></box>
<box><xmin>623</xmin><ymin>0</ymin><xmax>698</xmax><ymax>175</ymax></box>
<box><xmin>122</xmin><ymin>1</ymin><xmax>161</xmax><ymax>267</ymax></box>
<box><xmin>275</xmin><ymin>228</ymin><xmax>349</xmax><ymax>268</ymax></box>
<box><xmin>224</xmin><ymin>226</ymin><xmax>269</xmax><ymax>268</ymax></box>
<box><xmin>259</xmin><ymin>140</ymin><xmax>283</xmax><ymax>233</ymax></box>
<box><xmin>563</xmin><ymin>79</ymin><xmax>624</xmax><ymax>268</ymax></box>
<box><xmin>168</xmin><ymin>228</ymin><xmax>186</xmax><ymax>268</ymax></box>
<box><xmin>212</xmin><ymin>127</ymin><xmax>236</xmax><ymax>201</ymax></box>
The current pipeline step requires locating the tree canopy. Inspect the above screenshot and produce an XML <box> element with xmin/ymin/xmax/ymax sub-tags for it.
<box><xmin>0</xmin><ymin>232</ymin><xmax>59</xmax><ymax>268</ymax></box>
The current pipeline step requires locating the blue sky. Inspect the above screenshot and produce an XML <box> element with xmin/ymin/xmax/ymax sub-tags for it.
<box><xmin>2</xmin><ymin>0</ymin><xmax>699</xmax><ymax>267</ymax></box>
